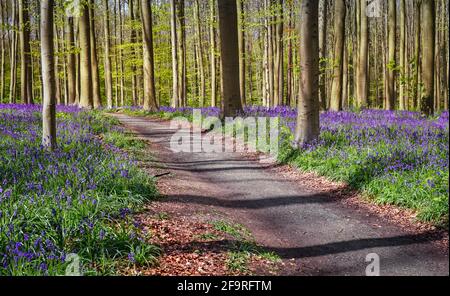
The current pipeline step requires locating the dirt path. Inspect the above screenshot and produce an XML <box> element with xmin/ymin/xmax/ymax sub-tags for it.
<box><xmin>113</xmin><ymin>114</ymin><xmax>448</xmax><ymax>276</ymax></box>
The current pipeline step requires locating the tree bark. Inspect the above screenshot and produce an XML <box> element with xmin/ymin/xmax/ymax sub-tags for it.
<box><xmin>65</xmin><ymin>17</ymin><xmax>76</xmax><ymax>105</ymax></box>
<box><xmin>89</xmin><ymin>0</ymin><xmax>101</xmax><ymax>108</ymax></box>
<box><xmin>237</xmin><ymin>0</ymin><xmax>246</xmax><ymax>107</ymax></box>
<box><xmin>209</xmin><ymin>0</ymin><xmax>217</xmax><ymax>107</ymax></box>
<box><xmin>141</xmin><ymin>0</ymin><xmax>158</xmax><ymax>111</ymax></box>
<box><xmin>218</xmin><ymin>0</ymin><xmax>243</xmax><ymax>118</ymax></box>
<box><xmin>19</xmin><ymin>0</ymin><xmax>32</xmax><ymax>104</ymax></box>
<box><xmin>357</xmin><ymin>0</ymin><xmax>368</xmax><ymax>109</ymax></box>
<box><xmin>295</xmin><ymin>0</ymin><xmax>320</xmax><ymax>145</ymax></box>
<box><xmin>420</xmin><ymin>0</ymin><xmax>435</xmax><ymax>115</ymax></box>
<box><xmin>386</xmin><ymin>0</ymin><xmax>396</xmax><ymax>110</ymax></box>
<box><xmin>399</xmin><ymin>0</ymin><xmax>406</xmax><ymax>110</ymax></box>
<box><xmin>41</xmin><ymin>0</ymin><xmax>57</xmax><ymax>150</ymax></box>
<box><xmin>330</xmin><ymin>0</ymin><xmax>346</xmax><ymax>111</ymax></box>
<box><xmin>103</xmin><ymin>0</ymin><xmax>113</xmax><ymax>108</ymax></box>
<box><xmin>79</xmin><ymin>2</ymin><xmax>93</xmax><ymax>109</ymax></box>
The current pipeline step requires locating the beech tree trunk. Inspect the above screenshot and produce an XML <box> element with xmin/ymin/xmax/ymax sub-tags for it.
<box><xmin>141</xmin><ymin>0</ymin><xmax>158</xmax><ymax>111</ymax></box>
<box><xmin>295</xmin><ymin>0</ymin><xmax>320</xmax><ymax>145</ymax></box>
<box><xmin>218</xmin><ymin>0</ymin><xmax>243</xmax><ymax>118</ymax></box>
<box><xmin>41</xmin><ymin>0</ymin><xmax>56</xmax><ymax>150</ymax></box>
<box><xmin>330</xmin><ymin>0</ymin><xmax>346</xmax><ymax>111</ymax></box>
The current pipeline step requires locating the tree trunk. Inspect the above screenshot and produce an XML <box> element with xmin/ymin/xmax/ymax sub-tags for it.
<box><xmin>210</xmin><ymin>0</ymin><xmax>217</xmax><ymax>107</ymax></box>
<box><xmin>386</xmin><ymin>0</ymin><xmax>396</xmax><ymax>110</ymax></box>
<box><xmin>103</xmin><ymin>0</ymin><xmax>113</xmax><ymax>108</ymax></box>
<box><xmin>399</xmin><ymin>0</ymin><xmax>406</xmax><ymax>110</ymax></box>
<box><xmin>295</xmin><ymin>0</ymin><xmax>320</xmax><ymax>145</ymax></box>
<box><xmin>19</xmin><ymin>0</ymin><xmax>32</xmax><ymax>104</ymax></box>
<box><xmin>237</xmin><ymin>0</ymin><xmax>246</xmax><ymax>107</ymax></box>
<box><xmin>177</xmin><ymin>0</ymin><xmax>187</xmax><ymax>107</ymax></box>
<box><xmin>89</xmin><ymin>0</ymin><xmax>101</xmax><ymax>108</ymax></box>
<box><xmin>79</xmin><ymin>2</ymin><xmax>93</xmax><ymax>109</ymax></box>
<box><xmin>420</xmin><ymin>0</ymin><xmax>435</xmax><ymax>115</ymax></box>
<box><xmin>65</xmin><ymin>17</ymin><xmax>76</xmax><ymax>105</ymax></box>
<box><xmin>170</xmin><ymin>0</ymin><xmax>179</xmax><ymax>107</ymax></box>
<box><xmin>330</xmin><ymin>0</ymin><xmax>346</xmax><ymax>111</ymax></box>
<box><xmin>319</xmin><ymin>0</ymin><xmax>328</xmax><ymax>110</ymax></box>
<box><xmin>194</xmin><ymin>0</ymin><xmax>206</xmax><ymax>107</ymax></box>
<box><xmin>357</xmin><ymin>0</ymin><xmax>368</xmax><ymax>108</ymax></box>
<box><xmin>218</xmin><ymin>0</ymin><xmax>243</xmax><ymax>118</ymax></box>
<box><xmin>130</xmin><ymin>0</ymin><xmax>138</xmax><ymax>106</ymax></box>
<box><xmin>0</xmin><ymin>1</ymin><xmax>6</xmax><ymax>102</ymax></box>
<box><xmin>141</xmin><ymin>0</ymin><xmax>158</xmax><ymax>111</ymax></box>
<box><xmin>41</xmin><ymin>0</ymin><xmax>56</xmax><ymax>150</ymax></box>
<box><xmin>9</xmin><ymin>0</ymin><xmax>18</xmax><ymax>104</ymax></box>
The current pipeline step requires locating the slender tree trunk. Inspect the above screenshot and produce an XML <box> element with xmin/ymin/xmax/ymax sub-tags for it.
<box><xmin>319</xmin><ymin>0</ymin><xmax>328</xmax><ymax>110</ymax></box>
<box><xmin>210</xmin><ymin>0</ymin><xmax>217</xmax><ymax>107</ymax></box>
<box><xmin>237</xmin><ymin>0</ymin><xmax>246</xmax><ymax>107</ymax></box>
<box><xmin>141</xmin><ymin>0</ymin><xmax>158</xmax><ymax>111</ymax></box>
<box><xmin>130</xmin><ymin>0</ymin><xmax>137</xmax><ymax>106</ymax></box>
<box><xmin>330</xmin><ymin>0</ymin><xmax>346</xmax><ymax>111</ymax></box>
<box><xmin>118</xmin><ymin>0</ymin><xmax>125</xmax><ymax>106</ymax></box>
<box><xmin>286</xmin><ymin>1</ymin><xmax>293</xmax><ymax>107</ymax></box>
<box><xmin>295</xmin><ymin>0</ymin><xmax>320</xmax><ymax>145</ymax></box>
<box><xmin>54</xmin><ymin>24</ymin><xmax>61</xmax><ymax>105</ymax></box>
<box><xmin>342</xmin><ymin>42</ymin><xmax>349</xmax><ymax>110</ymax></box>
<box><xmin>0</xmin><ymin>1</ymin><xmax>6</xmax><ymax>102</ymax></box>
<box><xmin>41</xmin><ymin>0</ymin><xmax>56</xmax><ymax>150</ymax></box>
<box><xmin>79</xmin><ymin>2</ymin><xmax>93</xmax><ymax>109</ymax></box>
<box><xmin>103</xmin><ymin>0</ymin><xmax>113</xmax><ymax>108</ymax></box>
<box><xmin>170</xmin><ymin>0</ymin><xmax>179</xmax><ymax>107</ymax></box>
<box><xmin>420</xmin><ymin>0</ymin><xmax>435</xmax><ymax>115</ymax></box>
<box><xmin>399</xmin><ymin>0</ymin><xmax>406</xmax><ymax>110</ymax></box>
<box><xmin>217</xmin><ymin>0</ymin><xmax>243</xmax><ymax>117</ymax></box>
<box><xmin>65</xmin><ymin>17</ymin><xmax>76</xmax><ymax>105</ymax></box>
<box><xmin>19</xmin><ymin>0</ymin><xmax>32</xmax><ymax>104</ymax></box>
<box><xmin>89</xmin><ymin>0</ymin><xmax>101</xmax><ymax>108</ymax></box>
<box><xmin>9</xmin><ymin>0</ymin><xmax>18</xmax><ymax>104</ymax></box>
<box><xmin>357</xmin><ymin>0</ymin><xmax>368</xmax><ymax>108</ymax></box>
<box><xmin>177</xmin><ymin>0</ymin><xmax>187</xmax><ymax>107</ymax></box>
<box><xmin>386</xmin><ymin>0</ymin><xmax>396</xmax><ymax>110</ymax></box>
<box><xmin>194</xmin><ymin>0</ymin><xmax>206</xmax><ymax>107</ymax></box>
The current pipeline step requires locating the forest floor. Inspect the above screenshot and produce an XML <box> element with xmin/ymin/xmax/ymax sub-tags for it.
<box><xmin>111</xmin><ymin>113</ymin><xmax>449</xmax><ymax>276</ymax></box>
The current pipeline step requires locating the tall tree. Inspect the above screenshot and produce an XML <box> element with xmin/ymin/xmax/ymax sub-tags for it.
<box><xmin>169</xmin><ymin>0</ymin><xmax>179</xmax><ymax>107</ymax></box>
<box><xmin>103</xmin><ymin>0</ymin><xmax>113</xmax><ymax>108</ymax></box>
<box><xmin>89</xmin><ymin>0</ymin><xmax>101</xmax><ymax>108</ymax></box>
<box><xmin>0</xmin><ymin>1</ymin><xmax>6</xmax><ymax>102</ymax></box>
<box><xmin>386</xmin><ymin>0</ymin><xmax>396</xmax><ymax>110</ymax></box>
<box><xmin>79</xmin><ymin>1</ymin><xmax>93</xmax><ymax>108</ymax></box>
<box><xmin>177</xmin><ymin>0</ymin><xmax>187</xmax><ymax>107</ymax></box>
<box><xmin>209</xmin><ymin>0</ymin><xmax>217</xmax><ymax>107</ymax></box>
<box><xmin>41</xmin><ymin>0</ymin><xmax>56</xmax><ymax>150</ymax></box>
<box><xmin>318</xmin><ymin>0</ymin><xmax>328</xmax><ymax>110</ymax></box>
<box><xmin>294</xmin><ymin>0</ymin><xmax>320</xmax><ymax>145</ymax></box>
<box><xmin>9</xmin><ymin>0</ymin><xmax>18</xmax><ymax>103</ymax></box>
<box><xmin>420</xmin><ymin>0</ymin><xmax>435</xmax><ymax>115</ymax></box>
<box><xmin>19</xmin><ymin>0</ymin><xmax>33</xmax><ymax>104</ymax></box>
<box><xmin>399</xmin><ymin>0</ymin><xmax>406</xmax><ymax>110</ymax></box>
<box><xmin>141</xmin><ymin>0</ymin><xmax>158</xmax><ymax>111</ymax></box>
<box><xmin>357</xmin><ymin>0</ymin><xmax>368</xmax><ymax>108</ymax></box>
<box><xmin>65</xmin><ymin>16</ymin><xmax>76</xmax><ymax>105</ymax></box>
<box><xmin>237</xmin><ymin>0</ymin><xmax>246</xmax><ymax>107</ymax></box>
<box><xmin>330</xmin><ymin>0</ymin><xmax>346</xmax><ymax>111</ymax></box>
<box><xmin>194</xmin><ymin>0</ymin><xmax>206</xmax><ymax>106</ymax></box>
<box><xmin>217</xmin><ymin>0</ymin><xmax>243</xmax><ymax>117</ymax></box>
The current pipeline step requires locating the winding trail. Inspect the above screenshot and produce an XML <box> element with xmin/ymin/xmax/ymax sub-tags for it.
<box><xmin>113</xmin><ymin>114</ymin><xmax>448</xmax><ymax>276</ymax></box>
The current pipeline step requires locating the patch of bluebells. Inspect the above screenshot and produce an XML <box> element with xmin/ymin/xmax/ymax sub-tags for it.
<box><xmin>0</xmin><ymin>104</ymin><xmax>157</xmax><ymax>275</ymax></box>
<box><xmin>154</xmin><ymin>105</ymin><xmax>448</xmax><ymax>223</ymax></box>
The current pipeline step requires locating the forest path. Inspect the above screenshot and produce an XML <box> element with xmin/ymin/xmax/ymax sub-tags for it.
<box><xmin>113</xmin><ymin>113</ymin><xmax>448</xmax><ymax>276</ymax></box>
